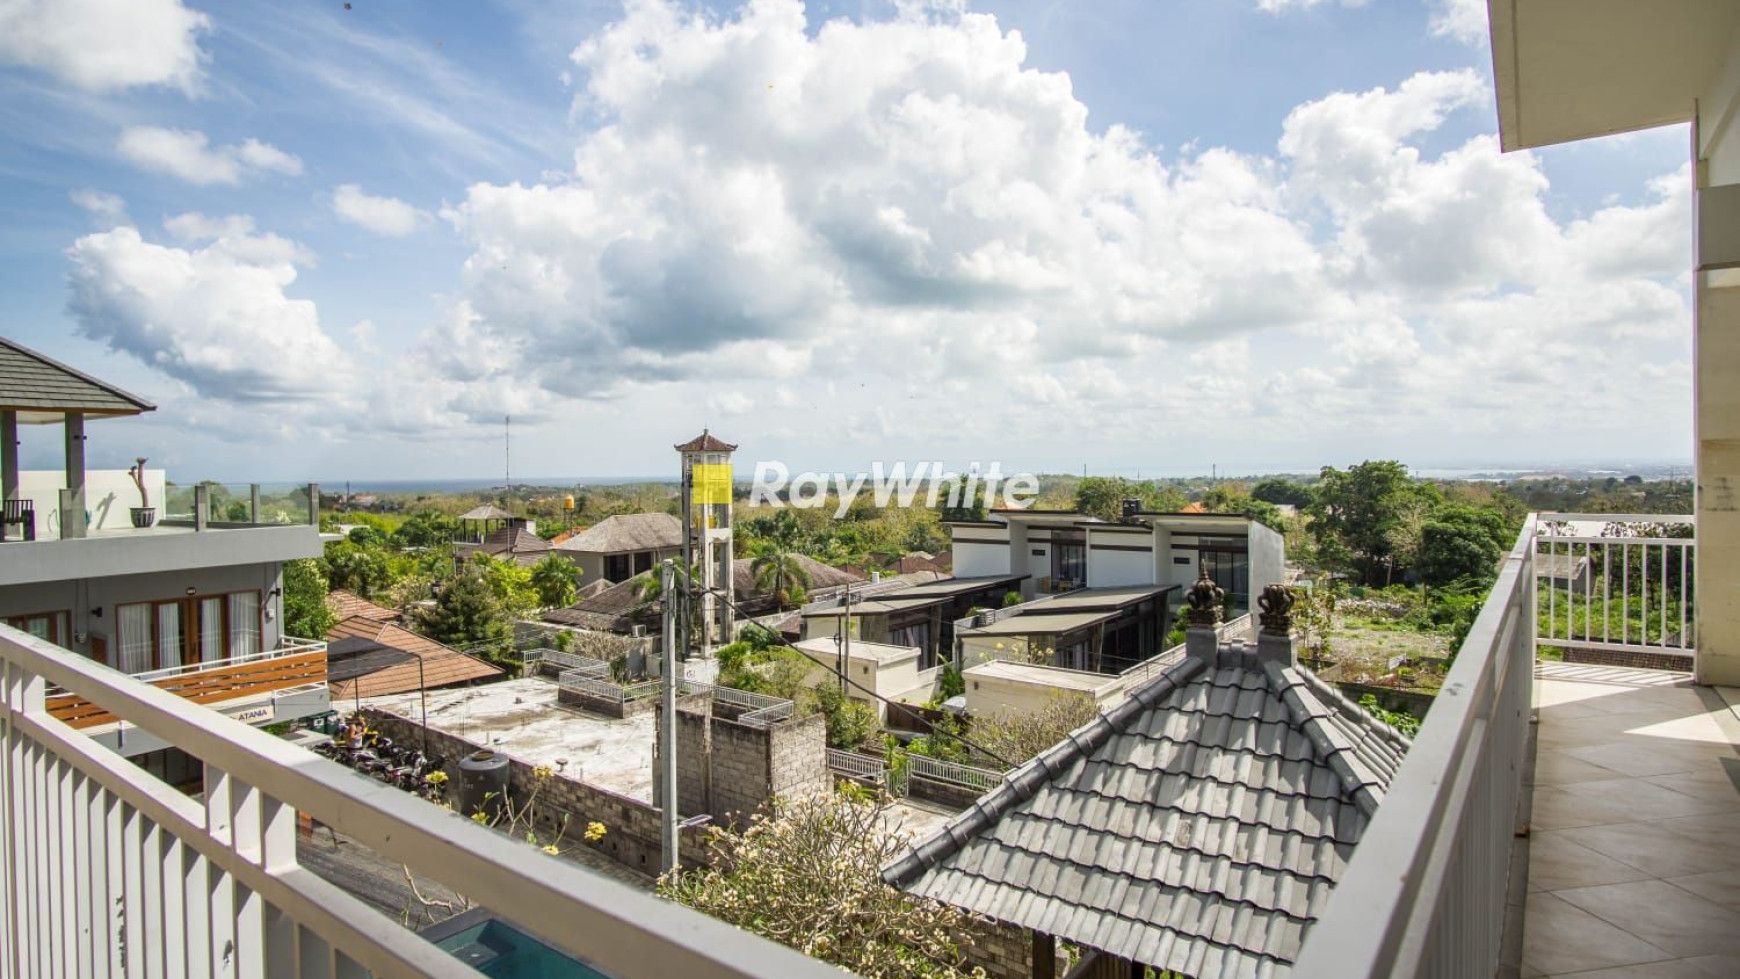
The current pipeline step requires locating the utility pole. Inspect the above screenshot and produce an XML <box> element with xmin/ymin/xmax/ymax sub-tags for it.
<box><xmin>659</xmin><ymin>559</ymin><xmax>679</xmax><ymax>875</ymax></box>
<box><xmin>839</xmin><ymin>580</ymin><xmax>851</xmax><ymax>697</ymax></box>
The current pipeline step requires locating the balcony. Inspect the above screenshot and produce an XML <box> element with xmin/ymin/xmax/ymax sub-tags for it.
<box><xmin>0</xmin><ymin>481</ymin><xmax>325</xmax><ymax>588</ymax></box>
<box><xmin>2</xmin><ymin>515</ymin><xmax>1731</xmax><ymax>978</ymax></box>
<box><xmin>0</xmin><ymin>623</ymin><xmax>843</xmax><ymax>979</ymax></box>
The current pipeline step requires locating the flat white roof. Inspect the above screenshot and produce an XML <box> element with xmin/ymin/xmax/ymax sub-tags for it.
<box><xmin>960</xmin><ymin>610</ymin><xmax>1120</xmax><ymax>636</ymax></box>
<box><xmin>793</xmin><ymin>636</ymin><xmax>921</xmax><ymax>665</ymax></box>
<box><xmin>964</xmin><ymin>659</ymin><xmax>1120</xmax><ymax>692</ymax></box>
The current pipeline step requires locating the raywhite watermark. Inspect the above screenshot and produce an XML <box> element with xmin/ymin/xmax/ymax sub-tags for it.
<box><xmin>748</xmin><ymin>461</ymin><xmax>1038</xmax><ymax>518</ymax></box>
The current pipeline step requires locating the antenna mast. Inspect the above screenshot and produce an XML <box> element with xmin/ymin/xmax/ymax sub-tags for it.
<box><xmin>504</xmin><ymin>415</ymin><xmax>511</xmax><ymax>511</ymax></box>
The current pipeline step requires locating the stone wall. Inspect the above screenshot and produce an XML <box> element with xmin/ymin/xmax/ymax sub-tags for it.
<box><xmin>909</xmin><ymin>774</ymin><xmax>986</xmax><ymax>809</ymax></box>
<box><xmin>356</xmin><ymin>707</ymin><xmax>710</xmax><ymax>874</ymax></box>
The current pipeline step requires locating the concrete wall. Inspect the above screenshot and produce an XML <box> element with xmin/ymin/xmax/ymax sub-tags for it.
<box><xmin>358</xmin><ymin>707</ymin><xmax>711</xmax><ymax>875</ymax></box>
<box><xmin>1249</xmin><ymin>520</ymin><xmax>1287</xmax><ymax>594</ymax></box>
<box><xmin>1696</xmin><ymin>43</ymin><xmax>1740</xmax><ymax>685</ymax></box>
<box><xmin>1087</xmin><ymin>535</ymin><xmax>1154</xmax><ymax>588</ymax></box>
<box><xmin>952</xmin><ymin>540</ymin><xmax>1011</xmax><ymax>578</ymax></box>
<box><xmin>0</xmin><ymin>560</ymin><xmax>289</xmax><ymax>662</ymax></box>
<box><xmin>962</xmin><ymin>666</ymin><xmax>1111</xmax><ymax>716</ymax></box>
<box><xmin>17</xmin><ymin>468</ymin><xmax>165</xmax><ymax>538</ymax></box>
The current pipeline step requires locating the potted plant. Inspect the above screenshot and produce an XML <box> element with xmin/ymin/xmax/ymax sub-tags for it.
<box><xmin>127</xmin><ymin>457</ymin><xmax>155</xmax><ymax>528</ymax></box>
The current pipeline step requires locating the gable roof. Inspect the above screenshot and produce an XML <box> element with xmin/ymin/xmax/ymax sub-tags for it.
<box><xmin>883</xmin><ymin>634</ymin><xmax>1409</xmax><ymax>978</ymax></box>
<box><xmin>556</xmin><ymin>512</ymin><xmax>682</xmax><ymax>555</ymax></box>
<box><xmin>457</xmin><ymin>526</ymin><xmax>552</xmax><ymax>566</ymax></box>
<box><xmin>0</xmin><ymin>336</ymin><xmax>156</xmax><ymax>423</ymax></box>
<box><xmin>324</xmin><ymin>589</ymin><xmax>398</xmax><ymax>623</ymax></box>
<box><xmin>325</xmin><ymin>616</ymin><xmax>503</xmax><ymax>700</ymax></box>
<box><xmin>674</xmin><ymin>430</ymin><xmax>737</xmax><ymax>453</ymax></box>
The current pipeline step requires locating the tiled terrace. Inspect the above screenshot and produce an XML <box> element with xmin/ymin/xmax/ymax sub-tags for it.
<box><xmin>1522</xmin><ymin>661</ymin><xmax>1740</xmax><ymax>978</ymax></box>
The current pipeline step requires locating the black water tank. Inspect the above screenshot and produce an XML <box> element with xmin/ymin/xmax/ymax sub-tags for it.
<box><xmin>1121</xmin><ymin>498</ymin><xmax>1143</xmax><ymax>520</ymax></box>
<box><xmin>457</xmin><ymin>750</ymin><xmax>510</xmax><ymax>823</ymax></box>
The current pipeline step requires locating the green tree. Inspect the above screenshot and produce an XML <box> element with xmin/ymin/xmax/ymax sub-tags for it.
<box><xmin>1310</xmin><ymin>461</ymin><xmax>1414</xmax><ymax>585</ymax></box>
<box><xmin>811</xmin><ymin>684</ymin><xmax>878</xmax><ymax>750</ymax></box>
<box><xmin>751</xmin><ymin>539</ymin><xmax>812</xmax><ymax>608</ymax></box>
<box><xmin>413</xmin><ymin>571</ymin><xmax>510</xmax><ymax>654</ymax></box>
<box><xmin>473</xmin><ymin>554</ymin><xmax>539</xmax><ymax>618</ymax></box>
<box><xmin>393</xmin><ymin>510</ymin><xmax>460</xmax><ymax>549</ymax></box>
<box><xmin>1418</xmin><ymin>504</ymin><xmax>1510</xmax><ymax>587</ymax></box>
<box><xmin>1075</xmin><ymin>476</ymin><xmax>1136</xmax><ymax>521</ymax></box>
<box><xmin>283</xmin><ymin>559</ymin><xmax>336</xmax><ymax>639</ymax></box>
<box><xmin>1251</xmin><ymin>478</ymin><xmax>1314</xmax><ymax>508</ymax></box>
<box><xmin>529</xmin><ymin>554</ymin><xmax>581</xmax><ymax>608</ymax></box>
<box><xmin>659</xmin><ymin>795</ymin><xmax>986</xmax><ymax>979</ymax></box>
<box><xmin>321</xmin><ymin>539</ymin><xmax>392</xmax><ymax>598</ymax></box>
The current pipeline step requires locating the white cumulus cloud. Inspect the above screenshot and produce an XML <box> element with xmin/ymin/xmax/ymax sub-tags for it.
<box><xmin>1430</xmin><ymin>0</ymin><xmax>1490</xmax><ymax>45</ymax></box>
<box><xmin>331</xmin><ymin>184</ymin><xmax>430</xmax><ymax>236</ymax></box>
<box><xmin>68</xmin><ymin>189</ymin><xmax>129</xmax><ymax>227</ymax></box>
<box><xmin>0</xmin><ymin>0</ymin><xmax>209</xmax><ymax>93</ymax></box>
<box><xmin>65</xmin><ymin>223</ymin><xmax>349</xmax><ymax>402</ymax></box>
<box><xmin>116</xmin><ymin>127</ymin><xmax>304</xmax><ymax>186</ymax></box>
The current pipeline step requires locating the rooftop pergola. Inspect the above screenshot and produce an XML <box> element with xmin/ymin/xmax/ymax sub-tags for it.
<box><xmin>0</xmin><ymin>338</ymin><xmax>155</xmax><ymax>538</ymax></box>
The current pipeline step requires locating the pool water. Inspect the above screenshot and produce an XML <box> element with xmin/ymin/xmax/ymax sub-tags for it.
<box><xmin>430</xmin><ymin>917</ymin><xmax>611</xmax><ymax>979</ymax></box>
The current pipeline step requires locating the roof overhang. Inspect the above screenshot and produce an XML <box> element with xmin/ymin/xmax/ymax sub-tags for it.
<box><xmin>1490</xmin><ymin>0</ymin><xmax>1739</xmax><ymax>150</ymax></box>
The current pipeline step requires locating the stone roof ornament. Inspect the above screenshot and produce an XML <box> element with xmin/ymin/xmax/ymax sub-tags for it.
<box><xmin>1258</xmin><ymin>583</ymin><xmax>1296</xmax><ymax>637</ymax></box>
<box><xmin>1184</xmin><ymin>569</ymin><xmax>1224</xmax><ymax>628</ymax></box>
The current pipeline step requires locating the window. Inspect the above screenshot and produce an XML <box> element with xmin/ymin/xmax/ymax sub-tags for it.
<box><xmin>114</xmin><ymin>589</ymin><xmax>262</xmax><ymax>673</ymax></box>
<box><xmin>1051</xmin><ymin>530</ymin><xmax>1086</xmax><ymax>586</ymax></box>
<box><xmin>4</xmin><ymin>611</ymin><xmax>70</xmax><ymax>647</ymax></box>
<box><xmin>604</xmin><ymin>554</ymin><xmax>632</xmax><ymax>582</ymax></box>
<box><xmin>633</xmin><ymin>551</ymin><xmax>654</xmax><ymax>575</ymax></box>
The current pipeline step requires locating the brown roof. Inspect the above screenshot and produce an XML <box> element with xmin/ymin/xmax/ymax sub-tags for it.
<box><xmin>543</xmin><ymin>554</ymin><xmax>866</xmax><ymax>633</ymax></box>
<box><xmin>324</xmin><ymin>590</ymin><xmax>398</xmax><ymax>623</ymax></box>
<box><xmin>0</xmin><ymin>336</ymin><xmax>156</xmax><ymax>423</ymax></box>
<box><xmin>673</xmin><ymin>429</ymin><xmax>737</xmax><ymax>453</ymax></box>
<box><xmin>459</xmin><ymin>504</ymin><xmax>515</xmax><ymax>521</ymax></box>
<box><xmin>556</xmin><ymin>512</ymin><xmax>682</xmax><ymax>555</ymax></box>
<box><xmin>457</xmin><ymin>526</ymin><xmax>553</xmax><ymax>567</ymax></box>
<box><xmin>325</xmin><ymin>616</ymin><xmax>503</xmax><ymax>700</ymax></box>
<box><xmin>733</xmin><ymin>554</ymin><xmax>861</xmax><ymax>598</ymax></box>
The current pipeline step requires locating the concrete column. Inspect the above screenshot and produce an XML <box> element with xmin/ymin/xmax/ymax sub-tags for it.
<box><xmin>61</xmin><ymin>412</ymin><xmax>85</xmax><ymax>539</ymax></box>
<box><xmin>1694</xmin><ymin>95</ymin><xmax>1740</xmax><ymax>685</ymax></box>
<box><xmin>1</xmin><ymin>410</ymin><xmax>16</xmax><ymax>502</ymax></box>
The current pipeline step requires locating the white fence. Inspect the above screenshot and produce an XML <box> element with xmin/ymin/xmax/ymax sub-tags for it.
<box><xmin>825</xmin><ymin>748</ymin><xmax>887</xmax><ymax>782</ymax></box>
<box><xmin>0</xmin><ymin>624</ymin><xmax>842</xmax><ymax>979</ymax></box>
<box><xmin>1534</xmin><ymin>513</ymin><xmax>1695</xmax><ymax>662</ymax></box>
<box><xmin>906</xmin><ymin>754</ymin><xmax>1003</xmax><ymax>793</ymax></box>
<box><xmin>526</xmin><ymin>649</ymin><xmax>610</xmax><ymax>677</ymax></box>
<box><xmin>1292</xmin><ymin>517</ymin><xmax>1536</xmax><ymax>978</ymax></box>
<box><xmin>688</xmin><ymin>683</ymin><xmax>796</xmax><ymax>728</ymax></box>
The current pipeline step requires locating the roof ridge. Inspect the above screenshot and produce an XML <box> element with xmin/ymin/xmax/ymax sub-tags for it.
<box><xmin>882</xmin><ymin>653</ymin><xmax>1206</xmax><ymax>887</ymax></box>
<box><xmin>1264</xmin><ymin>662</ymin><xmax>1407</xmax><ymax>817</ymax></box>
<box><xmin>0</xmin><ymin>336</ymin><xmax>157</xmax><ymax>413</ymax></box>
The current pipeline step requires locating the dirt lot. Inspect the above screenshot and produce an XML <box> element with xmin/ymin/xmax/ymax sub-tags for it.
<box><xmin>1319</xmin><ymin>620</ymin><xmax>1451</xmax><ymax>692</ymax></box>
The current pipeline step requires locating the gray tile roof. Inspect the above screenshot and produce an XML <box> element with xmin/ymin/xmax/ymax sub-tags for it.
<box><xmin>556</xmin><ymin>512</ymin><xmax>682</xmax><ymax>555</ymax></box>
<box><xmin>0</xmin><ymin>337</ymin><xmax>155</xmax><ymax>421</ymax></box>
<box><xmin>883</xmin><ymin>634</ymin><xmax>1410</xmax><ymax>978</ymax></box>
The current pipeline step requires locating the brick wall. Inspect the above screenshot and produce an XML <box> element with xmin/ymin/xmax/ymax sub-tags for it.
<box><xmin>356</xmin><ymin>707</ymin><xmax>710</xmax><ymax>874</ymax></box>
<box><xmin>654</xmin><ymin>701</ymin><xmax>830</xmax><ymax>828</ymax></box>
<box><xmin>957</xmin><ymin>916</ymin><xmax>1037</xmax><ymax>979</ymax></box>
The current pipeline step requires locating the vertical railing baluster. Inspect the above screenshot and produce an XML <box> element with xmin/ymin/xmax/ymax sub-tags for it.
<box><xmin>122</xmin><ymin>805</ymin><xmax>144</xmax><ymax>979</ymax></box>
<box><xmin>1680</xmin><ymin>543</ymin><xmax>1689</xmax><ymax>649</ymax></box>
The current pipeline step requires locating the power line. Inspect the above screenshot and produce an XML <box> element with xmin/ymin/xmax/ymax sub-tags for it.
<box><xmin>693</xmin><ymin>582</ymin><xmax>1016</xmax><ymax>770</ymax></box>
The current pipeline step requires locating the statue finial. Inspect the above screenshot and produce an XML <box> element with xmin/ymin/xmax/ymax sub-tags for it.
<box><xmin>1184</xmin><ymin>569</ymin><xmax>1224</xmax><ymax>628</ymax></box>
<box><xmin>1258</xmin><ymin>583</ymin><xmax>1295</xmax><ymax>637</ymax></box>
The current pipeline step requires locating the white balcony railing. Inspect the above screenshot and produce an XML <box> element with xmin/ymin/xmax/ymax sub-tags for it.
<box><xmin>0</xmin><ymin>624</ymin><xmax>843</xmax><ymax>979</ymax></box>
<box><xmin>1534</xmin><ymin>512</ymin><xmax>1695</xmax><ymax>661</ymax></box>
<box><xmin>1291</xmin><ymin>516</ymin><xmax>1537</xmax><ymax>978</ymax></box>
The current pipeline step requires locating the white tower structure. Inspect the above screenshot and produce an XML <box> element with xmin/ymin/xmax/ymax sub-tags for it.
<box><xmin>675</xmin><ymin>431</ymin><xmax>736</xmax><ymax>649</ymax></box>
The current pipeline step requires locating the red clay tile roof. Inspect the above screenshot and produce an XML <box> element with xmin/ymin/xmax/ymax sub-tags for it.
<box><xmin>325</xmin><ymin>616</ymin><xmax>503</xmax><ymax>700</ymax></box>
<box><xmin>324</xmin><ymin>590</ymin><xmax>398</xmax><ymax>623</ymax></box>
<box><xmin>673</xmin><ymin>429</ymin><xmax>737</xmax><ymax>452</ymax></box>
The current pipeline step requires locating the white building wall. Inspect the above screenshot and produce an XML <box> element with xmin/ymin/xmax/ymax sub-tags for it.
<box><xmin>1698</xmin><ymin>44</ymin><xmax>1740</xmax><ymax>685</ymax></box>
<box><xmin>952</xmin><ymin>541</ymin><xmax>1011</xmax><ymax>578</ymax></box>
<box><xmin>17</xmin><ymin>469</ymin><xmax>165</xmax><ymax>538</ymax></box>
<box><xmin>1087</xmin><ymin>545</ymin><xmax>1154</xmax><ymax>587</ymax></box>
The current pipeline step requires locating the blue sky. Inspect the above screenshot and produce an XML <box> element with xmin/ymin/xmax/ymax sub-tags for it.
<box><xmin>0</xmin><ymin>0</ymin><xmax>1693</xmax><ymax>482</ymax></box>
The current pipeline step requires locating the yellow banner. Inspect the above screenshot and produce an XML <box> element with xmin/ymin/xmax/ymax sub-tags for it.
<box><xmin>691</xmin><ymin>463</ymin><xmax>733</xmax><ymax>505</ymax></box>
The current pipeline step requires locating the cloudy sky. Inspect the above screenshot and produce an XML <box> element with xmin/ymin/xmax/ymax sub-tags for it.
<box><xmin>0</xmin><ymin>0</ymin><xmax>1693</xmax><ymax>482</ymax></box>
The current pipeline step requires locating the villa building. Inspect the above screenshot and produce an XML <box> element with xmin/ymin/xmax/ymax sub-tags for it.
<box><xmin>556</xmin><ymin>511</ymin><xmax>683</xmax><ymax>582</ymax></box>
<box><xmin>0</xmin><ymin>338</ymin><xmax>330</xmax><ymax>764</ymax></box>
<box><xmin>950</xmin><ymin>507</ymin><xmax>1285</xmax><ymax>613</ymax></box>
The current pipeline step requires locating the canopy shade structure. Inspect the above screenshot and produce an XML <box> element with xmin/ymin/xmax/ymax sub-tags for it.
<box><xmin>458</xmin><ymin>504</ymin><xmax>514</xmax><ymax>521</ymax></box>
<box><xmin>1489</xmin><ymin>0</ymin><xmax>1740</xmax><ymax>150</ymax></box>
<box><xmin>0</xmin><ymin>337</ymin><xmax>155</xmax><ymax>424</ymax></box>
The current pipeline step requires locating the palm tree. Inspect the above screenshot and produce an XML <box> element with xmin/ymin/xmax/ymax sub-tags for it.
<box><xmin>751</xmin><ymin>540</ymin><xmax>812</xmax><ymax>609</ymax></box>
<box><xmin>530</xmin><ymin>554</ymin><xmax>580</xmax><ymax>608</ymax></box>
